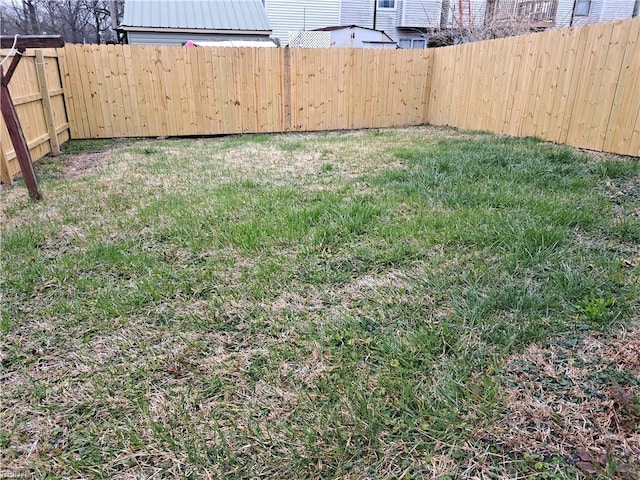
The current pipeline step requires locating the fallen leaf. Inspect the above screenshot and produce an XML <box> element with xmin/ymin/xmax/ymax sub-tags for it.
<box><xmin>576</xmin><ymin>448</ymin><xmax>592</xmax><ymax>462</ymax></box>
<box><xmin>575</xmin><ymin>461</ymin><xmax>598</xmax><ymax>474</ymax></box>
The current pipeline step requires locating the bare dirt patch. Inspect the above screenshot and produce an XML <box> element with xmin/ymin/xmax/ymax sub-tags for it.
<box><xmin>60</xmin><ymin>150</ymin><xmax>115</xmax><ymax>180</ymax></box>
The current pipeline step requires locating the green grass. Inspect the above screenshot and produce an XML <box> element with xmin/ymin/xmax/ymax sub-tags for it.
<box><xmin>1</xmin><ymin>127</ymin><xmax>638</xmax><ymax>478</ymax></box>
<box><xmin>61</xmin><ymin>138</ymin><xmax>119</xmax><ymax>155</ymax></box>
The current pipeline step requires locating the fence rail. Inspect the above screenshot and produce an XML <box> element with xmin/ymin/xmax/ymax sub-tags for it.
<box><xmin>0</xmin><ymin>48</ymin><xmax>70</xmax><ymax>184</ymax></box>
<box><xmin>1</xmin><ymin>19</ymin><xmax>638</xmax><ymax>184</ymax></box>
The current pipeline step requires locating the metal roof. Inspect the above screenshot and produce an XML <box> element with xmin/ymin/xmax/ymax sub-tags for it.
<box><xmin>121</xmin><ymin>0</ymin><xmax>272</xmax><ymax>32</ymax></box>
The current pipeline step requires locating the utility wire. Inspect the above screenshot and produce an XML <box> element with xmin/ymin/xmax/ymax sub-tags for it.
<box><xmin>0</xmin><ymin>34</ymin><xmax>20</xmax><ymax>67</ymax></box>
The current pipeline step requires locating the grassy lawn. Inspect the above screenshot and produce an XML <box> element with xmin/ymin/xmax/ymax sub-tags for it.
<box><xmin>1</xmin><ymin>127</ymin><xmax>639</xmax><ymax>479</ymax></box>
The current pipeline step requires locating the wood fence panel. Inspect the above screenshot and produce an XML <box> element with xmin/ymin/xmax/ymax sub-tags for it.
<box><xmin>402</xmin><ymin>50</ymin><xmax>428</xmax><ymax>127</ymax></box>
<box><xmin>484</xmin><ymin>39</ymin><xmax>499</xmax><ymax>132</ymax></box>
<box><xmin>519</xmin><ymin>34</ymin><xmax>543</xmax><ymax>136</ymax></box>
<box><xmin>587</xmin><ymin>21</ymin><xmax>627</xmax><ymax>151</ymax></box>
<box><xmin>371</xmin><ymin>50</ymin><xmax>393</xmax><ymax>128</ymax></box>
<box><xmin>202</xmin><ymin>47</ymin><xmax>217</xmax><ymax>134</ymax></box>
<box><xmin>346</xmin><ymin>49</ymin><xmax>358</xmax><ymax>129</ymax></box>
<box><xmin>499</xmin><ymin>36</ymin><xmax>520</xmax><ymax>135</ymax></box>
<box><xmin>311</xmin><ymin>48</ymin><xmax>323</xmax><ymax>129</ymax></box>
<box><xmin>289</xmin><ymin>48</ymin><xmax>304</xmax><ymax>131</ymax></box>
<box><xmin>352</xmin><ymin>49</ymin><xmax>366</xmax><ymax>129</ymax></box>
<box><xmin>366</xmin><ymin>49</ymin><xmax>379</xmax><ymax>128</ymax></box>
<box><xmin>208</xmin><ymin>50</ymin><xmax>230</xmax><ymax>134</ymax></box>
<box><xmin>583</xmin><ymin>22</ymin><xmax>620</xmax><ymax>151</ymax></box>
<box><xmin>336</xmin><ymin>48</ymin><xmax>351</xmax><ymax>130</ymax></box>
<box><xmin>55</xmin><ymin>22</ymin><xmax>640</xmax><ymax>157</ymax></box>
<box><xmin>0</xmin><ymin>49</ymin><xmax>70</xmax><ymax>183</ymax></box>
<box><xmin>507</xmin><ymin>35</ymin><xmax>532</xmax><ymax>137</ymax></box>
<box><xmin>373</xmin><ymin>48</ymin><xmax>387</xmax><ymax>127</ymax></box>
<box><xmin>565</xmin><ymin>23</ymin><xmax>607</xmax><ymax>149</ymax></box>
<box><xmin>189</xmin><ymin>47</ymin><xmax>206</xmax><ymax>134</ymax></box>
<box><xmin>85</xmin><ymin>45</ymin><xmax>107</xmax><ymax>137</ymax></box>
<box><xmin>459</xmin><ymin>41</ymin><xmax>475</xmax><ymax>131</ymax></box>
<box><xmin>547</xmin><ymin>29</ymin><xmax>575</xmax><ymax>143</ymax></box>
<box><xmin>531</xmin><ymin>31</ymin><xmax>553</xmax><ymax>139</ymax></box>
<box><xmin>603</xmin><ymin>20</ymin><xmax>640</xmax><ymax>154</ymax></box>
<box><xmin>427</xmin><ymin>47</ymin><xmax>449</xmax><ymax>126</ymax></box>
<box><xmin>312</xmin><ymin>49</ymin><xmax>325</xmax><ymax>130</ymax></box>
<box><xmin>405</xmin><ymin>50</ymin><xmax>424</xmax><ymax>127</ymax></box>
<box><xmin>426</xmin><ymin>18</ymin><xmax>639</xmax><ymax>156</ymax></box>
<box><xmin>422</xmin><ymin>51</ymin><xmax>434</xmax><ymax>125</ymax></box>
<box><xmin>556</xmin><ymin>25</ymin><xmax>586</xmax><ymax>144</ymax></box>
<box><xmin>384</xmin><ymin>50</ymin><xmax>400</xmax><ymax>128</ymax></box>
<box><xmin>60</xmin><ymin>45</ymin><xmax>89</xmax><ymax>138</ymax></box>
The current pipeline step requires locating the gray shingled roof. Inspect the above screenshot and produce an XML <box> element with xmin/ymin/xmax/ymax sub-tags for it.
<box><xmin>121</xmin><ymin>0</ymin><xmax>271</xmax><ymax>31</ymax></box>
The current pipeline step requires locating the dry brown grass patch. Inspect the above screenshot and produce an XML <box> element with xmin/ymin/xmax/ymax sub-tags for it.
<box><xmin>482</xmin><ymin>326</ymin><xmax>640</xmax><ymax>474</ymax></box>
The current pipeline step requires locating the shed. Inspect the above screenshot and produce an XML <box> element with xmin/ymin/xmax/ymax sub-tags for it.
<box><xmin>311</xmin><ymin>25</ymin><xmax>397</xmax><ymax>48</ymax></box>
<box><xmin>117</xmin><ymin>0</ymin><xmax>273</xmax><ymax>45</ymax></box>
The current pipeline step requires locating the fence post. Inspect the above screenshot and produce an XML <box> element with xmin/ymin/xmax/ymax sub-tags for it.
<box><xmin>0</xmin><ymin>144</ymin><xmax>10</xmax><ymax>184</ymax></box>
<box><xmin>34</xmin><ymin>49</ymin><xmax>60</xmax><ymax>156</ymax></box>
<box><xmin>0</xmin><ymin>71</ymin><xmax>42</xmax><ymax>200</ymax></box>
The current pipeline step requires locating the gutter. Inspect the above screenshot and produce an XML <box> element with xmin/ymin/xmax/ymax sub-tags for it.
<box><xmin>117</xmin><ymin>26</ymin><xmax>272</xmax><ymax>35</ymax></box>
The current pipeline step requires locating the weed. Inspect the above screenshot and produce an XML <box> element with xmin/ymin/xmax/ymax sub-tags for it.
<box><xmin>577</xmin><ymin>294</ymin><xmax>616</xmax><ymax>324</ymax></box>
<box><xmin>62</xmin><ymin>139</ymin><xmax>118</xmax><ymax>155</ymax></box>
<box><xmin>320</xmin><ymin>162</ymin><xmax>334</xmax><ymax>173</ymax></box>
<box><xmin>279</xmin><ymin>140</ymin><xmax>306</xmax><ymax>152</ymax></box>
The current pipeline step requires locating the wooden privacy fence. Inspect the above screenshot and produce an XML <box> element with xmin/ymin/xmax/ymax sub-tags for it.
<box><xmin>59</xmin><ymin>18</ymin><xmax>639</xmax><ymax>157</ymax></box>
<box><xmin>428</xmin><ymin>18</ymin><xmax>640</xmax><ymax>156</ymax></box>
<box><xmin>0</xmin><ymin>49</ymin><xmax>70</xmax><ymax>184</ymax></box>
<box><xmin>1</xmin><ymin>18</ymin><xmax>638</xmax><ymax>184</ymax></box>
<box><xmin>59</xmin><ymin>46</ymin><xmax>431</xmax><ymax>138</ymax></box>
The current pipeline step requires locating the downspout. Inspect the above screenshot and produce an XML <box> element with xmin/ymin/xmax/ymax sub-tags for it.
<box><xmin>373</xmin><ymin>0</ymin><xmax>377</xmax><ymax>30</ymax></box>
<box><xmin>569</xmin><ymin>0</ymin><xmax>577</xmax><ymax>26</ymax></box>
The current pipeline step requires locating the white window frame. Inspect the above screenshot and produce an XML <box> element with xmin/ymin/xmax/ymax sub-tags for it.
<box><xmin>378</xmin><ymin>0</ymin><xmax>397</xmax><ymax>10</ymax></box>
<box><xmin>399</xmin><ymin>38</ymin><xmax>427</xmax><ymax>49</ymax></box>
<box><xmin>573</xmin><ymin>0</ymin><xmax>591</xmax><ymax>16</ymax></box>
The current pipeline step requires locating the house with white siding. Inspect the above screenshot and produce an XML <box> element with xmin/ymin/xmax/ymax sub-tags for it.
<box><xmin>264</xmin><ymin>0</ymin><xmax>638</xmax><ymax>47</ymax></box>
<box><xmin>286</xmin><ymin>25</ymin><xmax>397</xmax><ymax>47</ymax></box>
<box><xmin>554</xmin><ymin>0</ymin><xmax>638</xmax><ymax>27</ymax></box>
<box><xmin>265</xmin><ymin>0</ymin><xmax>444</xmax><ymax>47</ymax></box>
<box><xmin>481</xmin><ymin>0</ymin><xmax>637</xmax><ymax>29</ymax></box>
<box><xmin>265</xmin><ymin>0</ymin><xmax>340</xmax><ymax>43</ymax></box>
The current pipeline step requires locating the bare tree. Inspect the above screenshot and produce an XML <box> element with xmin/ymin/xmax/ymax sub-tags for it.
<box><xmin>24</xmin><ymin>0</ymin><xmax>40</xmax><ymax>33</ymax></box>
<box><xmin>1</xmin><ymin>0</ymin><xmax>43</xmax><ymax>35</ymax></box>
<box><xmin>0</xmin><ymin>0</ymin><xmax>123</xmax><ymax>43</ymax></box>
<box><xmin>430</xmin><ymin>0</ymin><xmax>555</xmax><ymax>46</ymax></box>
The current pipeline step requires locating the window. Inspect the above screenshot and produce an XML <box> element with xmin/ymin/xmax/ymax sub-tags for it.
<box><xmin>399</xmin><ymin>38</ymin><xmax>426</xmax><ymax>49</ymax></box>
<box><xmin>573</xmin><ymin>0</ymin><xmax>591</xmax><ymax>16</ymax></box>
<box><xmin>378</xmin><ymin>0</ymin><xmax>396</xmax><ymax>9</ymax></box>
